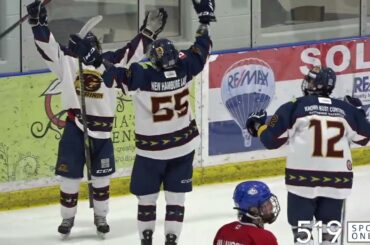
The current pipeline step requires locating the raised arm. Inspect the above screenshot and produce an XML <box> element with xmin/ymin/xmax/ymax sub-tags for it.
<box><xmin>179</xmin><ymin>0</ymin><xmax>216</xmax><ymax>78</ymax></box>
<box><xmin>27</xmin><ymin>0</ymin><xmax>73</xmax><ymax>78</ymax></box>
<box><xmin>102</xmin><ymin>8</ymin><xmax>168</xmax><ymax>67</ymax></box>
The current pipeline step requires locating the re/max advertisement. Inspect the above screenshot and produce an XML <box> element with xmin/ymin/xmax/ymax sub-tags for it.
<box><xmin>209</xmin><ymin>38</ymin><xmax>370</xmax><ymax>156</ymax></box>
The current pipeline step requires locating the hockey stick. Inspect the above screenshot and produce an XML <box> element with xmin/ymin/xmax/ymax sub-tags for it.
<box><xmin>340</xmin><ymin>200</ymin><xmax>346</xmax><ymax>245</ymax></box>
<box><xmin>0</xmin><ymin>0</ymin><xmax>52</xmax><ymax>40</ymax></box>
<box><xmin>77</xmin><ymin>15</ymin><xmax>103</xmax><ymax>208</ymax></box>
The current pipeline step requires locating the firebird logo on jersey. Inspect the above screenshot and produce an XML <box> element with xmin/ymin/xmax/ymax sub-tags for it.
<box><xmin>75</xmin><ymin>70</ymin><xmax>104</xmax><ymax>98</ymax></box>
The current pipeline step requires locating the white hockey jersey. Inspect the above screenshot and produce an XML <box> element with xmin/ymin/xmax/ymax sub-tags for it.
<box><xmin>32</xmin><ymin>25</ymin><xmax>150</xmax><ymax>139</ymax></box>
<box><xmin>259</xmin><ymin>95</ymin><xmax>370</xmax><ymax>199</ymax></box>
<box><xmin>102</xmin><ymin>30</ymin><xmax>212</xmax><ymax>159</ymax></box>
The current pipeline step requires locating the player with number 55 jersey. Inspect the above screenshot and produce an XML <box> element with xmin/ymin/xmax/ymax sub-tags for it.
<box><xmin>246</xmin><ymin>66</ymin><xmax>370</xmax><ymax>244</ymax></box>
<box><xmin>105</xmin><ymin>34</ymin><xmax>208</xmax><ymax>160</ymax></box>
<box><xmin>109</xmin><ymin>24</ymin><xmax>211</xmax><ymax>245</ymax></box>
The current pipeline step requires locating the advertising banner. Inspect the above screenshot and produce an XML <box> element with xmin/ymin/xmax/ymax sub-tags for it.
<box><xmin>208</xmin><ymin>38</ymin><xmax>370</xmax><ymax>158</ymax></box>
<box><xmin>0</xmin><ymin>73</ymin><xmax>136</xmax><ymax>191</ymax></box>
<box><xmin>3</xmin><ymin>37</ymin><xmax>370</xmax><ymax>191</ymax></box>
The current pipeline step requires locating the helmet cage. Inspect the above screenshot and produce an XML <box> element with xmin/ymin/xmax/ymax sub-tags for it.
<box><xmin>259</xmin><ymin>194</ymin><xmax>280</xmax><ymax>224</ymax></box>
<box><xmin>302</xmin><ymin>66</ymin><xmax>336</xmax><ymax>96</ymax></box>
<box><xmin>148</xmin><ymin>39</ymin><xmax>179</xmax><ymax>69</ymax></box>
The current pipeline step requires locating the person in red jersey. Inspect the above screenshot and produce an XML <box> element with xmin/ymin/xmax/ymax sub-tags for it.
<box><xmin>213</xmin><ymin>181</ymin><xmax>280</xmax><ymax>245</ymax></box>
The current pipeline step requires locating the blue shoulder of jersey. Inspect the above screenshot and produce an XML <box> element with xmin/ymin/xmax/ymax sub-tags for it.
<box><xmin>259</xmin><ymin>99</ymin><xmax>297</xmax><ymax>149</ymax></box>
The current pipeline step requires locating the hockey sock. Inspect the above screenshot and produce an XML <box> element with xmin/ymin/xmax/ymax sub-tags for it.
<box><xmin>92</xmin><ymin>176</ymin><xmax>110</xmax><ymax>217</ymax></box>
<box><xmin>165</xmin><ymin>205</ymin><xmax>184</xmax><ymax>242</ymax></box>
<box><xmin>164</xmin><ymin>191</ymin><xmax>186</xmax><ymax>242</ymax></box>
<box><xmin>60</xmin><ymin>176</ymin><xmax>81</xmax><ymax>219</ymax></box>
<box><xmin>137</xmin><ymin>193</ymin><xmax>159</xmax><ymax>239</ymax></box>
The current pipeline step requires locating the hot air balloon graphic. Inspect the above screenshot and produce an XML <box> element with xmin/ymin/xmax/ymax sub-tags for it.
<box><xmin>221</xmin><ymin>58</ymin><xmax>275</xmax><ymax>147</ymax></box>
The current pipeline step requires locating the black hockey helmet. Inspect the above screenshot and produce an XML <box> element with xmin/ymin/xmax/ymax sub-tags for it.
<box><xmin>302</xmin><ymin>66</ymin><xmax>336</xmax><ymax>96</ymax></box>
<box><xmin>147</xmin><ymin>38</ymin><xmax>179</xmax><ymax>69</ymax></box>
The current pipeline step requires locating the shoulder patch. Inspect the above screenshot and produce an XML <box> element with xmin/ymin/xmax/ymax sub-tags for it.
<box><xmin>179</xmin><ymin>52</ymin><xmax>187</xmax><ymax>60</ymax></box>
<box><xmin>268</xmin><ymin>115</ymin><xmax>279</xmax><ymax>128</ymax></box>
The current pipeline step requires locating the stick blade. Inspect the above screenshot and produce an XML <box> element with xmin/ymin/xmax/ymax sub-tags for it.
<box><xmin>78</xmin><ymin>15</ymin><xmax>103</xmax><ymax>38</ymax></box>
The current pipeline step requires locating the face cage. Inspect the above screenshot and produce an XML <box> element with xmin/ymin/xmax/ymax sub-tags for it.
<box><xmin>301</xmin><ymin>76</ymin><xmax>315</xmax><ymax>96</ymax></box>
<box><xmin>259</xmin><ymin>194</ymin><xmax>280</xmax><ymax>224</ymax></box>
<box><xmin>235</xmin><ymin>194</ymin><xmax>280</xmax><ymax>228</ymax></box>
<box><xmin>162</xmin><ymin>54</ymin><xmax>178</xmax><ymax>69</ymax></box>
<box><xmin>151</xmin><ymin>49</ymin><xmax>178</xmax><ymax>70</ymax></box>
<box><xmin>301</xmin><ymin>76</ymin><xmax>333</xmax><ymax>96</ymax></box>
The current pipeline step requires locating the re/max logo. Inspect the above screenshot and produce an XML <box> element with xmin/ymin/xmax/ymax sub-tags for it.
<box><xmin>354</xmin><ymin>76</ymin><xmax>370</xmax><ymax>92</ymax></box>
<box><xmin>228</xmin><ymin>69</ymin><xmax>269</xmax><ymax>89</ymax></box>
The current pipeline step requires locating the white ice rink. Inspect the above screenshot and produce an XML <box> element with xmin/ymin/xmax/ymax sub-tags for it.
<box><xmin>1</xmin><ymin>165</ymin><xmax>369</xmax><ymax>245</ymax></box>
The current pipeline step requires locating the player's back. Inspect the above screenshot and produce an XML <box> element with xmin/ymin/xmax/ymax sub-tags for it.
<box><xmin>285</xmin><ymin>95</ymin><xmax>366</xmax><ymax>199</ymax></box>
<box><xmin>129</xmin><ymin>61</ymin><xmax>200</xmax><ymax>160</ymax></box>
<box><xmin>213</xmin><ymin>221</ymin><xmax>278</xmax><ymax>245</ymax></box>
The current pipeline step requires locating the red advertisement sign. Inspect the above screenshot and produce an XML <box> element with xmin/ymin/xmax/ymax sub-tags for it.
<box><xmin>210</xmin><ymin>38</ymin><xmax>370</xmax><ymax>88</ymax></box>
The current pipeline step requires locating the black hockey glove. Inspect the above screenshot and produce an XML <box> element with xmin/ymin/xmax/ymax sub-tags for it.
<box><xmin>246</xmin><ymin>110</ymin><xmax>267</xmax><ymax>137</ymax></box>
<box><xmin>68</xmin><ymin>34</ymin><xmax>102</xmax><ymax>68</ymax></box>
<box><xmin>27</xmin><ymin>0</ymin><xmax>48</xmax><ymax>26</ymax></box>
<box><xmin>344</xmin><ymin>95</ymin><xmax>366</xmax><ymax>117</ymax></box>
<box><xmin>192</xmin><ymin>0</ymin><xmax>216</xmax><ymax>25</ymax></box>
<box><xmin>140</xmin><ymin>8</ymin><xmax>168</xmax><ymax>40</ymax></box>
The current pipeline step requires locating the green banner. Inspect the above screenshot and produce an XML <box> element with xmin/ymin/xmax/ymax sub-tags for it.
<box><xmin>0</xmin><ymin>72</ymin><xmax>136</xmax><ymax>183</ymax></box>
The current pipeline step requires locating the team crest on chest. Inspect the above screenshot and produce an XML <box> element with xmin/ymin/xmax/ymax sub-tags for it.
<box><xmin>74</xmin><ymin>70</ymin><xmax>104</xmax><ymax>99</ymax></box>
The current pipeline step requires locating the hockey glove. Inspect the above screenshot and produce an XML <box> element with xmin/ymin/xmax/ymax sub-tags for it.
<box><xmin>246</xmin><ymin>110</ymin><xmax>267</xmax><ymax>137</ymax></box>
<box><xmin>27</xmin><ymin>0</ymin><xmax>48</xmax><ymax>26</ymax></box>
<box><xmin>192</xmin><ymin>0</ymin><xmax>216</xmax><ymax>25</ymax></box>
<box><xmin>140</xmin><ymin>8</ymin><xmax>168</xmax><ymax>40</ymax></box>
<box><xmin>344</xmin><ymin>95</ymin><xmax>366</xmax><ymax>117</ymax></box>
<box><xmin>68</xmin><ymin>34</ymin><xmax>102</xmax><ymax>68</ymax></box>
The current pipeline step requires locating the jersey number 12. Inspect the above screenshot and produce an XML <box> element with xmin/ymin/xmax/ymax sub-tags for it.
<box><xmin>309</xmin><ymin>119</ymin><xmax>344</xmax><ymax>158</ymax></box>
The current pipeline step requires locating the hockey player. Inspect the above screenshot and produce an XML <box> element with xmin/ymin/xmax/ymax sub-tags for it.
<box><xmin>72</xmin><ymin>0</ymin><xmax>215</xmax><ymax>244</ymax></box>
<box><xmin>213</xmin><ymin>180</ymin><xmax>280</xmax><ymax>245</ymax></box>
<box><xmin>26</xmin><ymin>0</ymin><xmax>167</xmax><ymax>238</ymax></box>
<box><xmin>246</xmin><ymin>66</ymin><xmax>370</xmax><ymax>244</ymax></box>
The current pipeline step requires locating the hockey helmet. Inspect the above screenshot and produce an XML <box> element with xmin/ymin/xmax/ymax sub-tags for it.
<box><xmin>302</xmin><ymin>66</ymin><xmax>336</xmax><ymax>96</ymax></box>
<box><xmin>147</xmin><ymin>38</ymin><xmax>179</xmax><ymax>69</ymax></box>
<box><xmin>233</xmin><ymin>181</ymin><xmax>280</xmax><ymax>227</ymax></box>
